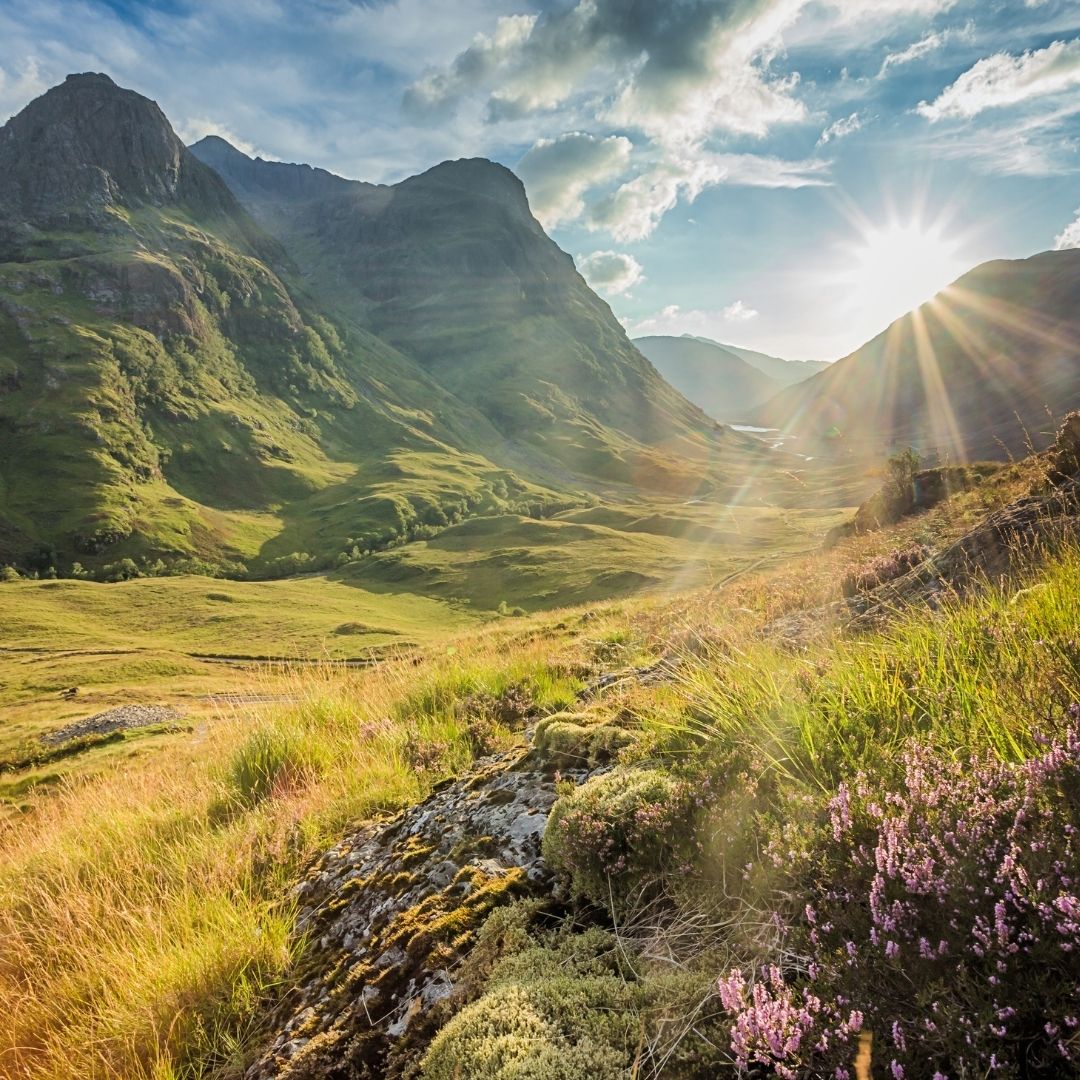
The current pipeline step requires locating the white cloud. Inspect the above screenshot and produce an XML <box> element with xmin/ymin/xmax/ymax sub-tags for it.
<box><xmin>919</xmin><ymin>38</ymin><xmax>1080</xmax><ymax>121</ymax></box>
<box><xmin>1054</xmin><ymin>208</ymin><xmax>1080</xmax><ymax>249</ymax></box>
<box><xmin>402</xmin><ymin>0</ymin><xmax>827</xmax><ymax>238</ymax></box>
<box><xmin>0</xmin><ymin>57</ymin><xmax>46</xmax><ymax>121</ymax></box>
<box><xmin>403</xmin><ymin>13</ymin><xmax>539</xmax><ymax>118</ymax></box>
<box><xmin>628</xmin><ymin>302</ymin><xmax>760</xmax><ymax>338</ymax></box>
<box><xmin>400</xmin><ymin>0</ymin><xmax>986</xmax><ymax>239</ymax></box>
<box><xmin>879</xmin><ymin>22</ymin><xmax>974</xmax><ymax>76</ymax></box>
<box><xmin>818</xmin><ymin>111</ymin><xmax>861</xmax><ymax>144</ymax></box>
<box><xmin>915</xmin><ymin>99</ymin><xmax>1080</xmax><ymax>176</ymax></box>
<box><xmin>723</xmin><ymin>300</ymin><xmax>759</xmax><ymax>322</ymax></box>
<box><xmin>405</xmin><ymin>0</ymin><xmax>812</xmax><ymax>143</ymax></box>
<box><xmin>588</xmin><ymin>151</ymin><xmax>831</xmax><ymax>242</ymax></box>
<box><xmin>516</xmin><ymin>132</ymin><xmax>631</xmax><ymax>228</ymax></box>
<box><xmin>577</xmin><ymin>250</ymin><xmax>645</xmax><ymax>296</ymax></box>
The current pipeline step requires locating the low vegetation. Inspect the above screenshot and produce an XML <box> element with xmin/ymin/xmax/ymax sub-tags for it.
<box><xmin>0</xmin><ymin>448</ymin><xmax>1076</xmax><ymax>1078</ymax></box>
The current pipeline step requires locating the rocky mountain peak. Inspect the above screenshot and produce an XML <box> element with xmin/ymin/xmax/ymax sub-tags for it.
<box><xmin>402</xmin><ymin>157</ymin><xmax>532</xmax><ymax>215</ymax></box>
<box><xmin>0</xmin><ymin>71</ymin><xmax>235</xmax><ymax>229</ymax></box>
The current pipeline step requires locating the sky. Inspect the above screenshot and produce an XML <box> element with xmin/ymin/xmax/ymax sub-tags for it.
<box><xmin>3</xmin><ymin>0</ymin><xmax>1080</xmax><ymax>361</ymax></box>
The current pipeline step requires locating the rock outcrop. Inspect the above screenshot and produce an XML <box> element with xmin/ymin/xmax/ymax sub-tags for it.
<box><xmin>0</xmin><ymin>73</ymin><xmax>236</xmax><ymax>243</ymax></box>
<box><xmin>246</xmin><ymin>747</ymin><xmax>599</xmax><ymax>1080</ymax></box>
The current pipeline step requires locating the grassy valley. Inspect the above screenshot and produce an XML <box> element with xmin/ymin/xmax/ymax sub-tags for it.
<box><xmin>0</xmin><ymin>427</ymin><xmax>1076</xmax><ymax>1078</ymax></box>
<box><xmin>0</xmin><ymin>488</ymin><xmax>856</xmax><ymax>807</ymax></box>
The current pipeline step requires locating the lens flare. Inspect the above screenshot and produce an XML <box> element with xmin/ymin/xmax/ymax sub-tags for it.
<box><xmin>847</xmin><ymin>220</ymin><xmax>965</xmax><ymax>323</ymax></box>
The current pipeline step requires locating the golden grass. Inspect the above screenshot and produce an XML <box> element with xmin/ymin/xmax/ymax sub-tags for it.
<box><xmin>0</xmin><ymin>457</ymin><xmax>1062</xmax><ymax>1079</ymax></box>
<box><xmin>0</xmin><ymin>629</ymin><xmax>588</xmax><ymax>1079</ymax></box>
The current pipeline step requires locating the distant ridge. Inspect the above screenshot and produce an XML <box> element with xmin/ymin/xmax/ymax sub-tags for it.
<box><xmin>633</xmin><ymin>336</ymin><xmax>780</xmax><ymax>421</ymax></box>
<box><xmin>699</xmin><ymin>339</ymin><xmax>830</xmax><ymax>387</ymax></box>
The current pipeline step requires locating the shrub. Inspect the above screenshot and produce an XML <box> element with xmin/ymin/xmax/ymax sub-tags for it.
<box><xmin>100</xmin><ymin>557</ymin><xmax>141</xmax><ymax>582</ymax></box>
<box><xmin>533</xmin><ymin>713</ymin><xmax>635</xmax><ymax>768</ymax></box>
<box><xmin>716</xmin><ymin>710</ymin><xmax>1080</xmax><ymax>1078</ymax></box>
<box><xmin>0</xmin><ymin>565</ymin><xmax>20</xmax><ymax>582</ymax></box>
<box><xmin>543</xmin><ymin>767</ymin><xmax>700</xmax><ymax>914</ymax></box>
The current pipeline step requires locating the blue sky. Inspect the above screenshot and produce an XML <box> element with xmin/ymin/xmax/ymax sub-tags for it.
<box><xmin>2</xmin><ymin>0</ymin><xmax>1080</xmax><ymax>360</ymax></box>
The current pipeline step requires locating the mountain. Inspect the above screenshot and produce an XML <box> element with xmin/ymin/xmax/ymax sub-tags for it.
<box><xmin>0</xmin><ymin>74</ymin><xmax>780</xmax><ymax>576</ymax></box>
<box><xmin>754</xmin><ymin>249</ymin><xmax>1080</xmax><ymax>460</ymax></box>
<box><xmin>632</xmin><ymin>335</ymin><xmax>779</xmax><ymax>420</ymax></box>
<box><xmin>190</xmin><ymin>137</ymin><xmax>725</xmax><ymax>483</ymax></box>
<box><xmin>707</xmin><ymin>340</ymin><xmax>830</xmax><ymax>386</ymax></box>
<box><xmin>0</xmin><ymin>74</ymin><xmax>559</xmax><ymax>572</ymax></box>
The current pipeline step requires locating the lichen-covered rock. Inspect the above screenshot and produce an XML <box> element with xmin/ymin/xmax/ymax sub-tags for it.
<box><xmin>245</xmin><ymin>749</ymin><xmax>597</xmax><ymax>1080</ymax></box>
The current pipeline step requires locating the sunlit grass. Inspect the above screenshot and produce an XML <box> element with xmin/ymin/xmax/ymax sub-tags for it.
<box><xmin>664</xmin><ymin>542</ymin><xmax>1080</xmax><ymax>793</ymax></box>
<box><xmin>0</xmin><ymin>467</ymin><xmax>1075</xmax><ymax>1078</ymax></box>
<box><xmin>0</xmin><ymin>635</ymin><xmax>586</xmax><ymax>1079</ymax></box>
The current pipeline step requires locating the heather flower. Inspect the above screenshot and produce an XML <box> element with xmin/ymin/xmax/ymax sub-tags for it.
<box><xmin>717</xmin><ymin>710</ymin><xmax>1080</xmax><ymax>1077</ymax></box>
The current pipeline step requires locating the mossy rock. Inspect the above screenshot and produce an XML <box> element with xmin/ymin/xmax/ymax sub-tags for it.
<box><xmin>533</xmin><ymin>712</ymin><xmax>636</xmax><ymax>768</ymax></box>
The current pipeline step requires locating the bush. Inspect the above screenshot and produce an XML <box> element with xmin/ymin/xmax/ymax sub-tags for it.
<box><xmin>543</xmin><ymin>768</ymin><xmax>699</xmax><ymax>914</ymax></box>
<box><xmin>0</xmin><ymin>565</ymin><xmax>20</xmax><ymax>582</ymax></box>
<box><xmin>887</xmin><ymin>446</ymin><xmax>921</xmax><ymax>502</ymax></box>
<box><xmin>100</xmin><ymin>557</ymin><xmax>141</xmax><ymax>582</ymax></box>
<box><xmin>533</xmin><ymin>713</ymin><xmax>635</xmax><ymax>768</ymax></box>
<box><xmin>716</xmin><ymin>710</ymin><xmax>1080</xmax><ymax>1078</ymax></box>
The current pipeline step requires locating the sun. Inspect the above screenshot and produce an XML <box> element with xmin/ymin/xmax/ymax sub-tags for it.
<box><xmin>846</xmin><ymin>219</ymin><xmax>965</xmax><ymax>326</ymax></box>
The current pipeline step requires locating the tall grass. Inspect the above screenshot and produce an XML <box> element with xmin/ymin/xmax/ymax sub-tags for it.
<box><xmin>0</xmin><ymin>637</ymin><xmax>583</xmax><ymax>1079</ymax></box>
<box><xmin>666</xmin><ymin>543</ymin><xmax>1080</xmax><ymax>790</ymax></box>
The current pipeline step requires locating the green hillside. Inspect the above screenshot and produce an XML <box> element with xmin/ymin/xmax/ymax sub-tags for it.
<box><xmin>189</xmin><ymin>138</ymin><xmax>761</xmax><ymax>486</ymax></box>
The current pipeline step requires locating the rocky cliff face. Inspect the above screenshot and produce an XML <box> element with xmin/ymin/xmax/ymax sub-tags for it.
<box><xmin>0</xmin><ymin>74</ymin><xmax>236</xmax><ymax>248</ymax></box>
<box><xmin>189</xmin><ymin>135</ymin><xmax>363</xmax><ymax>206</ymax></box>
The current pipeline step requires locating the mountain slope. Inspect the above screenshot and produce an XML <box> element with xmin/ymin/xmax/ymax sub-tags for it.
<box><xmin>632</xmin><ymin>335</ymin><xmax>779</xmax><ymax>420</ymax></box>
<box><xmin>754</xmin><ymin>249</ymin><xmax>1080</xmax><ymax>460</ymax></box>
<box><xmin>190</xmin><ymin>138</ymin><xmax>738</xmax><ymax>486</ymax></box>
<box><xmin>708</xmin><ymin>340</ymin><xmax>830</xmax><ymax>386</ymax></box>
<box><xmin>0</xmin><ymin>75</ymin><xmax>562</xmax><ymax>572</ymax></box>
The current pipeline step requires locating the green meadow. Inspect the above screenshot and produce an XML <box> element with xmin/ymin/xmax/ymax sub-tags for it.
<box><xmin>0</xmin><ymin>495</ymin><xmax>852</xmax><ymax>806</ymax></box>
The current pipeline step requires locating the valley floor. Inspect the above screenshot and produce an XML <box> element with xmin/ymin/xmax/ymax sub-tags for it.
<box><xmin>0</xmin><ymin>448</ymin><xmax>1072</xmax><ymax>1079</ymax></box>
<box><xmin>0</xmin><ymin>496</ymin><xmax>851</xmax><ymax>808</ymax></box>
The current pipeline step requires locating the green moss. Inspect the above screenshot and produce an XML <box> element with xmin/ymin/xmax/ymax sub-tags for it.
<box><xmin>533</xmin><ymin>712</ymin><xmax>636</xmax><ymax>767</ymax></box>
<box><xmin>420</xmin><ymin>927</ymin><xmax>643</xmax><ymax>1080</ymax></box>
<box><xmin>399</xmin><ymin>836</ymin><xmax>438</xmax><ymax>867</ymax></box>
